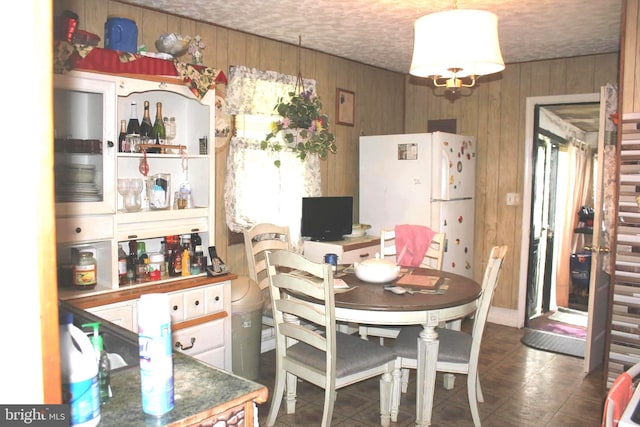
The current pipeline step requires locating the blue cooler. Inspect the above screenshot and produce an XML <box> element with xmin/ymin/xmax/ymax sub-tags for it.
<box><xmin>570</xmin><ymin>252</ymin><xmax>591</xmax><ymax>289</ymax></box>
<box><xmin>104</xmin><ymin>17</ymin><xmax>138</xmax><ymax>53</ymax></box>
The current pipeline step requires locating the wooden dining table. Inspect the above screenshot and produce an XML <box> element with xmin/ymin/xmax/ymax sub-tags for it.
<box><xmin>333</xmin><ymin>267</ymin><xmax>482</xmax><ymax>427</ymax></box>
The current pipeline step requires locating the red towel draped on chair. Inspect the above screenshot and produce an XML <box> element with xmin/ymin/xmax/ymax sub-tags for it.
<box><xmin>394</xmin><ymin>224</ymin><xmax>435</xmax><ymax>267</ymax></box>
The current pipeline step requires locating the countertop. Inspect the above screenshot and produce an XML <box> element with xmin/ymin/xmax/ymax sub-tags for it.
<box><xmin>59</xmin><ymin>300</ymin><xmax>268</xmax><ymax>427</ymax></box>
<box><xmin>104</xmin><ymin>352</ymin><xmax>268</xmax><ymax>427</ymax></box>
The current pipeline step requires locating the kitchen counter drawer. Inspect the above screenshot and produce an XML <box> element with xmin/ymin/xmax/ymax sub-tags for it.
<box><xmin>173</xmin><ymin>318</ymin><xmax>225</xmax><ymax>361</ymax></box>
<box><xmin>56</xmin><ymin>216</ymin><xmax>114</xmax><ymax>243</ymax></box>
<box><xmin>87</xmin><ymin>300</ymin><xmax>135</xmax><ymax>331</ymax></box>
<box><xmin>303</xmin><ymin>235</ymin><xmax>379</xmax><ymax>264</ymax></box>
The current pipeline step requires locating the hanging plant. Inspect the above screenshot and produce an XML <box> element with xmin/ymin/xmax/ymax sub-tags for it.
<box><xmin>261</xmin><ymin>88</ymin><xmax>336</xmax><ymax>167</ymax></box>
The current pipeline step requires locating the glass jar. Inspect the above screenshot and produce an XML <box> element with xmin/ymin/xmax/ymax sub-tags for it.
<box><xmin>73</xmin><ymin>252</ymin><xmax>97</xmax><ymax>289</ymax></box>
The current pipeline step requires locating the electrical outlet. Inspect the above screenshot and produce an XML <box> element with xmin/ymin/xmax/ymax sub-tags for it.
<box><xmin>506</xmin><ymin>193</ymin><xmax>521</xmax><ymax>206</ymax></box>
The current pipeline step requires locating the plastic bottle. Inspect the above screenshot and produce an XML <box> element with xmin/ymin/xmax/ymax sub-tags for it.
<box><xmin>137</xmin><ymin>294</ymin><xmax>174</xmax><ymax>417</ymax></box>
<box><xmin>82</xmin><ymin>322</ymin><xmax>111</xmax><ymax>405</ymax></box>
<box><xmin>181</xmin><ymin>244</ymin><xmax>191</xmax><ymax>277</ymax></box>
<box><xmin>60</xmin><ymin>312</ymin><xmax>101</xmax><ymax>427</ymax></box>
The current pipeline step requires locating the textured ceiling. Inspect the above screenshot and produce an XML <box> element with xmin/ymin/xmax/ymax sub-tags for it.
<box><xmin>121</xmin><ymin>0</ymin><xmax>622</xmax><ymax>74</ymax></box>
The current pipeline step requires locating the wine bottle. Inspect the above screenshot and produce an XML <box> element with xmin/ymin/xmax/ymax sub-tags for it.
<box><xmin>140</xmin><ymin>100</ymin><xmax>153</xmax><ymax>140</ymax></box>
<box><xmin>152</xmin><ymin>102</ymin><xmax>166</xmax><ymax>146</ymax></box>
<box><xmin>126</xmin><ymin>101</ymin><xmax>140</xmax><ymax>135</ymax></box>
<box><xmin>118</xmin><ymin>120</ymin><xmax>128</xmax><ymax>152</ymax></box>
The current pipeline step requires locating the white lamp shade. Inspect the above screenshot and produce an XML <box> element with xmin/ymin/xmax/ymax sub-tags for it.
<box><xmin>410</xmin><ymin>9</ymin><xmax>505</xmax><ymax>79</ymax></box>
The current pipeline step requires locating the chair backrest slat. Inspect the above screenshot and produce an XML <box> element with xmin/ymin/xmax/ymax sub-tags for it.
<box><xmin>243</xmin><ymin>223</ymin><xmax>291</xmax><ymax>291</ymax></box>
<box><xmin>380</xmin><ymin>228</ymin><xmax>446</xmax><ymax>269</ymax></box>
<box><xmin>266</xmin><ymin>249</ymin><xmax>336</xmax><ymax>367</ymax></box>
<box><xmin>469</xmin><ymin>246</ymin><xmax>508</xmax><ymax>359</ymax></box>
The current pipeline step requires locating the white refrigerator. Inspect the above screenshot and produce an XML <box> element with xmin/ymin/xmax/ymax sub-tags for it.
<box><xmin>359</xmin><ymin>132</ymin><xmax>476</xmax><ymax>278</ymax></box>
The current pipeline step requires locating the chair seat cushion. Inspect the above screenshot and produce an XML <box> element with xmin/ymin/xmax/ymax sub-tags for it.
<box><xmin>288</xmin><ymin>332</ymin><xmax>397</xmax><ymax>378</ymax></box>
<box><xmin>394</xmin><ymin>325</ymin><xmax>472</xmax><ymax>364</ymax></box>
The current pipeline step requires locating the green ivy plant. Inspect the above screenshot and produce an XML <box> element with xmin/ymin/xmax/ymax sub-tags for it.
<box><xmin>261</xmin><ymin>89</ymin><xmax>336</xmax><ymax>167</ymax></box>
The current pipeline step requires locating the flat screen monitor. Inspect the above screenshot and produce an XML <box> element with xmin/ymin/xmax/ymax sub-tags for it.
<box><xmin>301</xmin><ymin>196</ymin><xmax>353</xmax><ymax>241</ymax></box>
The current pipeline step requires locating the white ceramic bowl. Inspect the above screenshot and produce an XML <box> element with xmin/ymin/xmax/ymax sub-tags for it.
<box><xmin>354</xmin><ymin>256</ymin><xmax>400</xmax><ymax>283</ymax></box>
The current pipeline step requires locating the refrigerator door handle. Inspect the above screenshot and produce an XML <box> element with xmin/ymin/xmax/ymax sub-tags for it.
<box><xmin>434</xmin><ymin>148</ymin><xmax>450</xmax><ymax>200</ymax></box>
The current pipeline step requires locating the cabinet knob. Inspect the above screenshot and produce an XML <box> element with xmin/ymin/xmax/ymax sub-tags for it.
<box><xmin>215</xmin><ymin>296</ymin><xmax>220</xmax><ymax>301</ymax></box>
<box><xmin>172</xmin><ymin>305</ymin><xmax>178</xmax><ymax>311</ymax></box>
<box><xmin>107</xmin><ymin>140</ymin><xmax>114</xmax><ymax>148</ymax></box>
<box><xmin>75</xmin><ymin>227</ymin><xmax>82</xmax><ymax>234</ymax></box>
<box><xmin>194</xmin><ymin>300</ymin><xmax>200</xmax><ymax>306</ymax></box>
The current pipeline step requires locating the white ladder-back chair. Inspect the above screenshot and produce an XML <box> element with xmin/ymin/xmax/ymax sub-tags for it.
<box><xmin>359</xmin><ymin>230</ymin><xmax>446</xmax><ymax>343</ymax></box>
<box><xmin>392</xmin><ymin>245</ymin><xmax>508</xmax><ymax>427</ymax></box>
<box><xmin>264</xmin><ymin>249</ymin><xmax>400</xmax><ymax>427</ymax></box>
<box><xmin>380</xmin><ymin>228</ymin><xmax>446</xmax><ymax>269</ymax></box>
<box><xmin>243</xmin><ymin>223</ymin><xmax>291</xmax><ymax>346</ymax></box>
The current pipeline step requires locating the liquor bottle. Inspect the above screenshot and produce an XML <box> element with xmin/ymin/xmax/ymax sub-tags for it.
<box><xmin>118</xmin><ymin>120</ymin><xmax>128</xmax><ymax>153</ymax></box>
<box><xmin>171</xmin><ymin>247</ymin><xmax>182</xmax><ymax>277</ymax></box>
<box><xmin>152</xmin><ymin>102</ymin><xmax>166</xmax><ymax>146</ymax></box>
<box><xmin>127</xmin><ymin>239</ymin><xmax>138</xmax><ymax>283</ymax></box>
<box><xmin>126</xmin><ymin>101</ymin><xmax>140</xmax><ymax>135</ymax></box>
<box><xmin>118</xmin><ymin>244</ymin><xmax>128</xmax><ymax>286</ymax></box>
<box><xmin>191</xmin><ymin>232</ymin><xmax>202</xmax><ymax>255</ymax></box>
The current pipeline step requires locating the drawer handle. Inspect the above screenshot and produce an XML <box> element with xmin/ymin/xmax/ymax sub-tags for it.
<box><xmin>172</xmin><ymin>305</ymin><xmax>179</xmax><ymax>311</ymax></box>
<box><xmin>215</xmin><ymin>296</ymin><xmax>220</xmax><ymax>301</ymax></box>
<box><xmin>75</xmin><ymin>227</ymin><xmax>82</xmax><ymax>234</ymax></box>
<box><xmin>194</xmin><ymin>300</ymin><xmax>200</xmax><ymax>306</ymax></box>
<box><xmin>175</xmin><ymin>337</ymin><xmax>196</xmax><ymax>351</ymax></box>
<box><xmin>359</xmin><ymin>253</ymin><xmax>370</xmax><ymax>258</ymax></box>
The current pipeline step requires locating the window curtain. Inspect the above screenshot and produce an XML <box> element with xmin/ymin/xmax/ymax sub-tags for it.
<box><xmin>555</xmin><ymin>138</ymin><xmax>593</xmax><ymax>307</ymax></box>
<box><xmin>223</xmin><ymin>66</ymin><xmax>321</xmax><ymax>250</ymax></box>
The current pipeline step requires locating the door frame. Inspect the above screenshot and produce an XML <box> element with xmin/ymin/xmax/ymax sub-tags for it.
<box><xmin>518</xmin><ymin>92</ymin><xmax>600</xmax><ymax>328</ymax></box>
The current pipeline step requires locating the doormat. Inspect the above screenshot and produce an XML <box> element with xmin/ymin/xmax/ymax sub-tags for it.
<box><xmin>535</xmin><ymin>320</ymin><xmax>587</xmax><ymax>339</ymax></box>
<box><xmin>548</xmin><ymin>308</ymin><xmax>588</xmax><ymax>328</ymax></box>
<box><xmin>521</xmin><ymin>328</ymin><xmax>585</xmax><ymax>358</ymax></box>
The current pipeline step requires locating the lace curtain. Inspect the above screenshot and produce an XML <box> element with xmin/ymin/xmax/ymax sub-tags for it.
<box><xmin>223</xmin><ymin>66</ymin><xmax>321</xmax><ymax>250</ymax></box>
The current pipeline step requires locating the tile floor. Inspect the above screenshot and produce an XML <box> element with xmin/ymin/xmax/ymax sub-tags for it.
<box><xmin>253</xmin><ymin>320</ymin><xmax>606</xmax><ymax>426</ymax></box>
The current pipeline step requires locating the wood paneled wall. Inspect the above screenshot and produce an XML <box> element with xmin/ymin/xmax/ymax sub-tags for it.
<box><xmin>405</xmin><ymin>54</ymin><xmax>619</xmax><ymax>311</ymax></box>
<box><xmin>56</xmin><ymin>0</ymin><xmax>619</xmax><ymax>313</ymax></box>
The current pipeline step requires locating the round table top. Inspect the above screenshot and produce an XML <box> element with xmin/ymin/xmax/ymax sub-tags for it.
<box><xmin>336</xmin><ymin>268</ymin><xmax>481</xmax><ymax>312</ymax></box>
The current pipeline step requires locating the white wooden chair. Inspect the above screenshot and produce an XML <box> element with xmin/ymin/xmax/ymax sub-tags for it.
<box><xmin>359</xmin><ymin>230</ymin><xmax>446</xmax><ymax>343</ymax></box>
<box><xmin>380</xmin><ymin>228</ymin><xmax>446</xmax><ymax>270</ymax></box>
<box><xmin>264</xmin><ymin>249</ymin><xmax>400</xmax><ymax>427</ymax></box>
<box><xmin>392</xmin><ymin>245</ymin><xmax>508</xmax><ymax>427</ymax></box>
<box><xmin>603</xmin><ymin>361</ymin><xmax>640</xmax><ymax>427</ymax></box>
<box><xmin>243</xmin><ymin>223</ymin><xmax>291</xmax><ymax>349</ymax></box>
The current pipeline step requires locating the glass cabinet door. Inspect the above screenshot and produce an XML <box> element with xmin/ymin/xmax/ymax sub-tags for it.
<box><xmin>53</xmin><ymin>73</ymin><xmax>116</xmax><ymax>216</ymax></box>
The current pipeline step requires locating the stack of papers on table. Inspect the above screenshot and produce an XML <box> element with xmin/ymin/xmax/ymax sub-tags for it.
<box><xmin>396</xmin><ymin>274</ymin><xmax>443</xmax><ymax>288</ymax></box>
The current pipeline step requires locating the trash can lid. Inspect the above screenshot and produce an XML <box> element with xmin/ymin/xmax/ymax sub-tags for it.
<box><xmin>231</xmin><ymin>276</ymin><xmax>264</xmax><ymax>311</ymax></box>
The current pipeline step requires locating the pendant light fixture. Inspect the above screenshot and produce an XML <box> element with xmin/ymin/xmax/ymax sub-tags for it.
<box><xmin>409</xmin><ymin>0</ymin><xmax>504</xmax><ymax>96</ymax></box>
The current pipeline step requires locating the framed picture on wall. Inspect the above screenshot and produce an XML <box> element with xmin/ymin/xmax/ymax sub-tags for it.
<box><xmin>336</xmin><ymin>88</ymin><xmax>355</xmax><ymax>126</ymax></box>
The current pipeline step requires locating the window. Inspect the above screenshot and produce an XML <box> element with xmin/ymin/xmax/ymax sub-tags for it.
<box><xmin>223</xmin><ymin>66</ymin><xmax>321</xmax><ymax>249</ymax></box>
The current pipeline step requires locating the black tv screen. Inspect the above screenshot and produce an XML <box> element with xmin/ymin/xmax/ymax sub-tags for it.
<box><xmin>301</xmin><ymin>196</ymin><xmax>353</xmax><ymax>241</ymax></box>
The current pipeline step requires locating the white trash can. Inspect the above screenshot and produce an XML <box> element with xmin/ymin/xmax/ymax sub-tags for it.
<box><xmin>231</xmin><ymin>276</ymin><xmax>264</xmax><ymax>380</ymax></box>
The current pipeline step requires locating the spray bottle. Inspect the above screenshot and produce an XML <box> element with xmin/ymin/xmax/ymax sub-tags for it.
<box><xmin>59</xmin><ymin>312</ymin><xmax>101</xmax><ymax>427</ymax></box>
<box><xmin>137</xmin><ymin>293</ymin><xmax>174</xmax><ymax>416</ymax></box>
<box><xmin>82</xmin><ymin>322</ymin><xmax>111</xmax><ymax>404</ymax></box>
